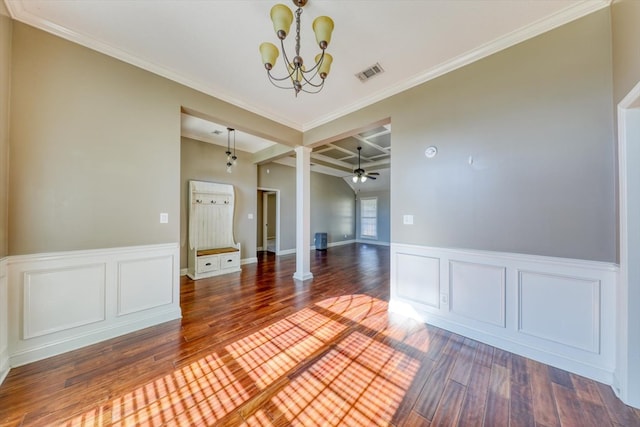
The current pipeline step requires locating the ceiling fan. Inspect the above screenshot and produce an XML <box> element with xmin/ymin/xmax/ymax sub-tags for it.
<box><xmin>352</xmin><ymin>146</ymin><xmax>380</xmax><ymax>183</ymax></box>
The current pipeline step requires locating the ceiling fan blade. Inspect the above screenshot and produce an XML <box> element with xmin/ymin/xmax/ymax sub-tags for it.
<box><xmin>367</xmin><ymin>172</ymin><xmax>380</xmax><ymax>175</ymax></box>
<box><xmin>366</xmin><ymin>175</ymin><xmax>377</xmax><ymax>180</ymax></box>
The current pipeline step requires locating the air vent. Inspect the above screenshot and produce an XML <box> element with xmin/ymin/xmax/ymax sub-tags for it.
<box><xmin>355</xmin><ymin>63</ymin><xmax>384</xmax><ymax>82</ymax></box>
<box><xmin>211</xmin><ymin>130</ymin><xmax>223</xmax><ymax>135</ymax></box>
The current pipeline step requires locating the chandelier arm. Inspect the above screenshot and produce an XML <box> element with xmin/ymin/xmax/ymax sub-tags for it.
<box><xmin>300</xmin><ymin>49</ymin><xmax>325</xmax><ymax>76</ymax></box>
<box><xmin>266</xmin><ymin>68</ymin><xmax>297</xmax><ymax>83</ymax></box>
<box><xmin>266</xmin><ymin>71</ymin><xmax>296</xmax><ymax>90</ymax></box>
<box><xmin>299</xmin><ymin>80</ymin><xmax>325</xmax><ymax>94</ymax></box>
<box><xmin>299</xmin><ymin>69</ymin><xmax>324</xmax><ymax>88</ymax></box>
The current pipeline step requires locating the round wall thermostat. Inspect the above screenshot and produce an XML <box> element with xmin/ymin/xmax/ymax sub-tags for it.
<box><xmin>425</xmin><ymin>146</ymin><xmax>438</xmax><ymax>158</ymax></box>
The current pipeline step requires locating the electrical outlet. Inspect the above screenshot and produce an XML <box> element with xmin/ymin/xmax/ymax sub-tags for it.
<box><xmin>160</xmin><ymin>213</ymin><xmax>169</xmax><ymax>224</ymax></box>
<box><xmin>440</xmin><ymin>294</ymin><xmax>448</xmax><ymax>305</ymax></box>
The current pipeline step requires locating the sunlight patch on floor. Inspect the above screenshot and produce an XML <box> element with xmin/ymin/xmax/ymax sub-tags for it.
<box><xmin>60</xmin><ymin>295</ymin><xmax>434</xmax><ymax>426</ymax></box>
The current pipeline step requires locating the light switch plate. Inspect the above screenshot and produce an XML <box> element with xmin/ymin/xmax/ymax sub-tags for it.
<box><xmin>403</xmin><ymin>215</ymin><xmax>414</xmax><ymax>225</ymax></box>
<box><xmin>160</xmin><ymin>213</ymin><xmax>169</xmax><ymax>223</ymax></box>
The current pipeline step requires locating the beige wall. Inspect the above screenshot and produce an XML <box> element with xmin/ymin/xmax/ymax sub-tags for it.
<box><xmin>7</xmin><ymin>9</ymin><xmax>621</xmax><ymax>264</ymax></box>
<box><xmin>0</xmin><ymin>6</ymin><xmax>10</xmax><ymax>258</ymax></box>
<box><xmin>258</xmin><ymin>163</ymin><xmax>355</xmax><ymax>251</ymax></box>
<box><xmin>308</xmin><ymin>10</ymin><xmax>617</xmax><ymax>263</ymax></box>
<box><xmin>9</xmin><ymin>22</ymin><xmax>299</xmax><ymax>256</ymax></box>
<box><xmin>612</xmin><ymin>0</ymin><xmax>640</xmax><ymax>105</ymax></box>
<box><xmin>180</xmin><ymin>137</ymin><xmax>257</xmax><ymax>267</ymax></box>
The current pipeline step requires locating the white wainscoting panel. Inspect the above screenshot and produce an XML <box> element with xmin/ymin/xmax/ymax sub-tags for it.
<box><xmin>6</xmin><ymin>244</ymin><xmax>181</xmax><ymax>367</ymax></box>
<box><xmin>24</xmin><ymin>264</ymin><xmax>106</xmax><ymax>339</ymax></box>
<box><xmin>518</xmin><ymin>271</ymin><xmax>600</xmax><ymax>353</ymax></box>
<box><xmin>118</xmin><ymin>257</ymin><xmax>173</xmax><ymax>316</ymax></box>
<box><xmin>389</xmin><ymin>243</ymin><xmax>617</xmax><ymax>384</ymax></box>
<box><xmin>394</xmin><ymin>252</ymin><xmax>440</xmax><ymax>309</ymax></box>
<box><xmin>0</xmin><ymin>258</ymin><xmax>8</xmax><ymax>384</ymax></box>
<box><xmin>450</xmin><ymin>261</ymin><xmax>506</xmax><ymax>327</ymax></box>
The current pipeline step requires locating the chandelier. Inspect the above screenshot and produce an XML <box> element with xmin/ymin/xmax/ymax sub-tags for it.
<box><xmin>225</xmin><ymin>128</ymin><xmax>237</xmax><ymax>173</ymax></box>
<box><xmin>259</xmin><ymin>0</ymin><xmax>334</xmax><ymax>96</ymax></box>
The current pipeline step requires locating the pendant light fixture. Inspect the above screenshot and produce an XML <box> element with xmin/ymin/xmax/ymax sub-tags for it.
<box><xmin>259</xmin><ymin>0</ymin><xmax>334</xmax><ymax>97</ymax></box>
<box><xmin>225</xmin><ymin>127</ymin><xmax>237</xmax><ymax>173</ymax></box>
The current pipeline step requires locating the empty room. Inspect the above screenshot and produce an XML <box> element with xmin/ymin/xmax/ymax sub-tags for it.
<box><xmin>1</xmin><ymin>0</ymin><xmax>640</xmax><ymax>425</ymax></box>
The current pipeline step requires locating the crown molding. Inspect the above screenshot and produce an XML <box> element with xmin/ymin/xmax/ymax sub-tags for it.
<box><xmin>4</xmin><ymin>0</ymin><xmax>305</xmax><ymax>131</ymax></box>
<box><xmin>5</xmin><ymin>0</ymin><xmax>610</xmax><ymax>133</ymax></box>
<box><xmin>300</xmin><ymin>0</ymin><xmax>611</xmax><ymax>131</ymax></box>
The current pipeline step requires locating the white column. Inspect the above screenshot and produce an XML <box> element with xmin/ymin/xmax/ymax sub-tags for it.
<box><xmin>293</xmin><ymin>146</ymin><xmax>313</xmax><ymax>281</ymax></box>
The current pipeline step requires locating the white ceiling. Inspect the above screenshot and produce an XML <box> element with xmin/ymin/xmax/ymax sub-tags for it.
<box><xmin>4</xmin><ymin>0</ymin><xmax>608</xmax><ymax>132</ymax></box>
<box><xmin>181</xmin><ymin>113</ymin><xmax>277</xmax><ymax>154</ymax></box>
<box><xmin>5</xmin><ymin>0</ymin><xmax>608</xmax><ymax>190</ymax></box>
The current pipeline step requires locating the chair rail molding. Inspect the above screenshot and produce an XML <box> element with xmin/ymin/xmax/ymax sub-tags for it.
<box><xmin>389</xmin><ymin>243</ymin><xmax>618</xmax><ymax>385</ymax></box>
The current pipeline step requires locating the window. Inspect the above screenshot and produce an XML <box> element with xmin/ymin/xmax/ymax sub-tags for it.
<box><xmin>360</xmin><ymin>197</ymin><xmax>378</xmax><ymax>239</ymax></box>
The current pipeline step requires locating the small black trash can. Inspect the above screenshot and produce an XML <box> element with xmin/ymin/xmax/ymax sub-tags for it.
<box><xmin>315</xmin><ymin>232</ymin><xmax>328</xmax><ymax>251</ymax></box>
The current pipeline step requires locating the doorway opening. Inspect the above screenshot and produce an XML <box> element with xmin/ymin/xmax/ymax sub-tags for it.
<box><xmin>257</xmin><ymin>188</ymin><xmax>280</xmax><ymax>254</ymax></box>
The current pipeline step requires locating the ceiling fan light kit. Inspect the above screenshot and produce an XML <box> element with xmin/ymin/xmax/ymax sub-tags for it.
<box><xmin>353</xmin><ymin>146</ymin><xmax>379</xmax><ymax>183</ymax></box>
<box><xmin>259</xmin><ymin>0</ymin><xmax>334</xmax><ymax>97</ymax></box>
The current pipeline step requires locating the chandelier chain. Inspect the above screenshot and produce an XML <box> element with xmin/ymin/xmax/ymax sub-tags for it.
<box><xmin>295</xmin><ymin>8</ymin><xmax>302</xmax><ymax>59</ymax></box>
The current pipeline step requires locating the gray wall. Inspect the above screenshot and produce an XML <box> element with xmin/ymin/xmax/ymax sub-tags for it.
<box><xmin>306</xmin><ymin>10</ymin><xmax>616</xmax><ymax>263</ymax></box>
<box><xmin>0</xmin><ymin>6</ymin><xmax>10</xmax><ymax>258</ymax></box>
<box><xmin>310</xmin><ymin>171</ymin><xmax>356</xmax><ymax>245</ymax></box>
<box><xmin>8</xmin><ymin>21</ymin><xmax>299</xmax><ymax>256</ymax></box>
<box><xmin>355</xmin><ymin>190</ymin><xmax>390</xmax><ymax>244</ymax></box>
<box><xmin>180</xmin><ymin>137</ymin><xmax>257</xmax><ymax>267</ymax></box>
<box><xmin>258</xmin><ymin>163</ymin><xmax>355</xmax><ymax>251</ymax></box>
<box><xmin>612</xmin><ymin>0</ymin><xmax>640</xmax><ymax>105</ymax></box>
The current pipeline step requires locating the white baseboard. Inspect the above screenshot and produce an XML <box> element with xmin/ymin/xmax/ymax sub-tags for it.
<box><xmin>9</xmin><ymin>306</ymin><xmax>181</xmax><ymax>367</ymax></box>
<box><xmin>328</xmin><ymin>239</ymin><xmax>356</xmax><ymax>248</ymax></box>
<box><xmin>356</xmin><ymin>239</ymin><xmax>390</xmax><ymax>246</ymax></box>
<box><xmin>389</xmin><ymin>243</ymin><xmax>618</xmax><ymax>385</ymax></box>
<box><xmin>257</xmin><ymin>246</ymin><xmax>264</xmax><ymax>252</ymax></box>
<box><xmin>180</xmin><ymin>267</ymin><xmax>188</xmax><ymax>276</ymax></box>
<box><xmin>0</xmin><ymin>348</ymin><xmax>8</xmax><ymax>386</ymax></box>
<box><xmin>0</xmin><ymin>257</ymin><xmax>7</xmax><ymax>385</ymax></box>
<box><xmin>281</xmin><ymin>239</ymin><xmax>357</xmax><ymax>255</ymax></box>
<box><xmin>6</xmin><ymin>243</ymin><xmax>182</xmax><ymax>368</ymax></box>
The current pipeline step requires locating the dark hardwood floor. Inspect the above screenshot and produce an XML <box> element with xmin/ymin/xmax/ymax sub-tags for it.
<box><xmin>1</xmin><ymin>243</ymin><xmax>639</xmax><ymax>426</ymax></box>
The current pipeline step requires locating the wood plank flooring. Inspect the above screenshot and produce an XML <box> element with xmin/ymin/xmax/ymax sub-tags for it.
<box><xmin>0</xmin><ymin>244</ymin><xmax>639</xmax><ymax>426</ymax></box>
